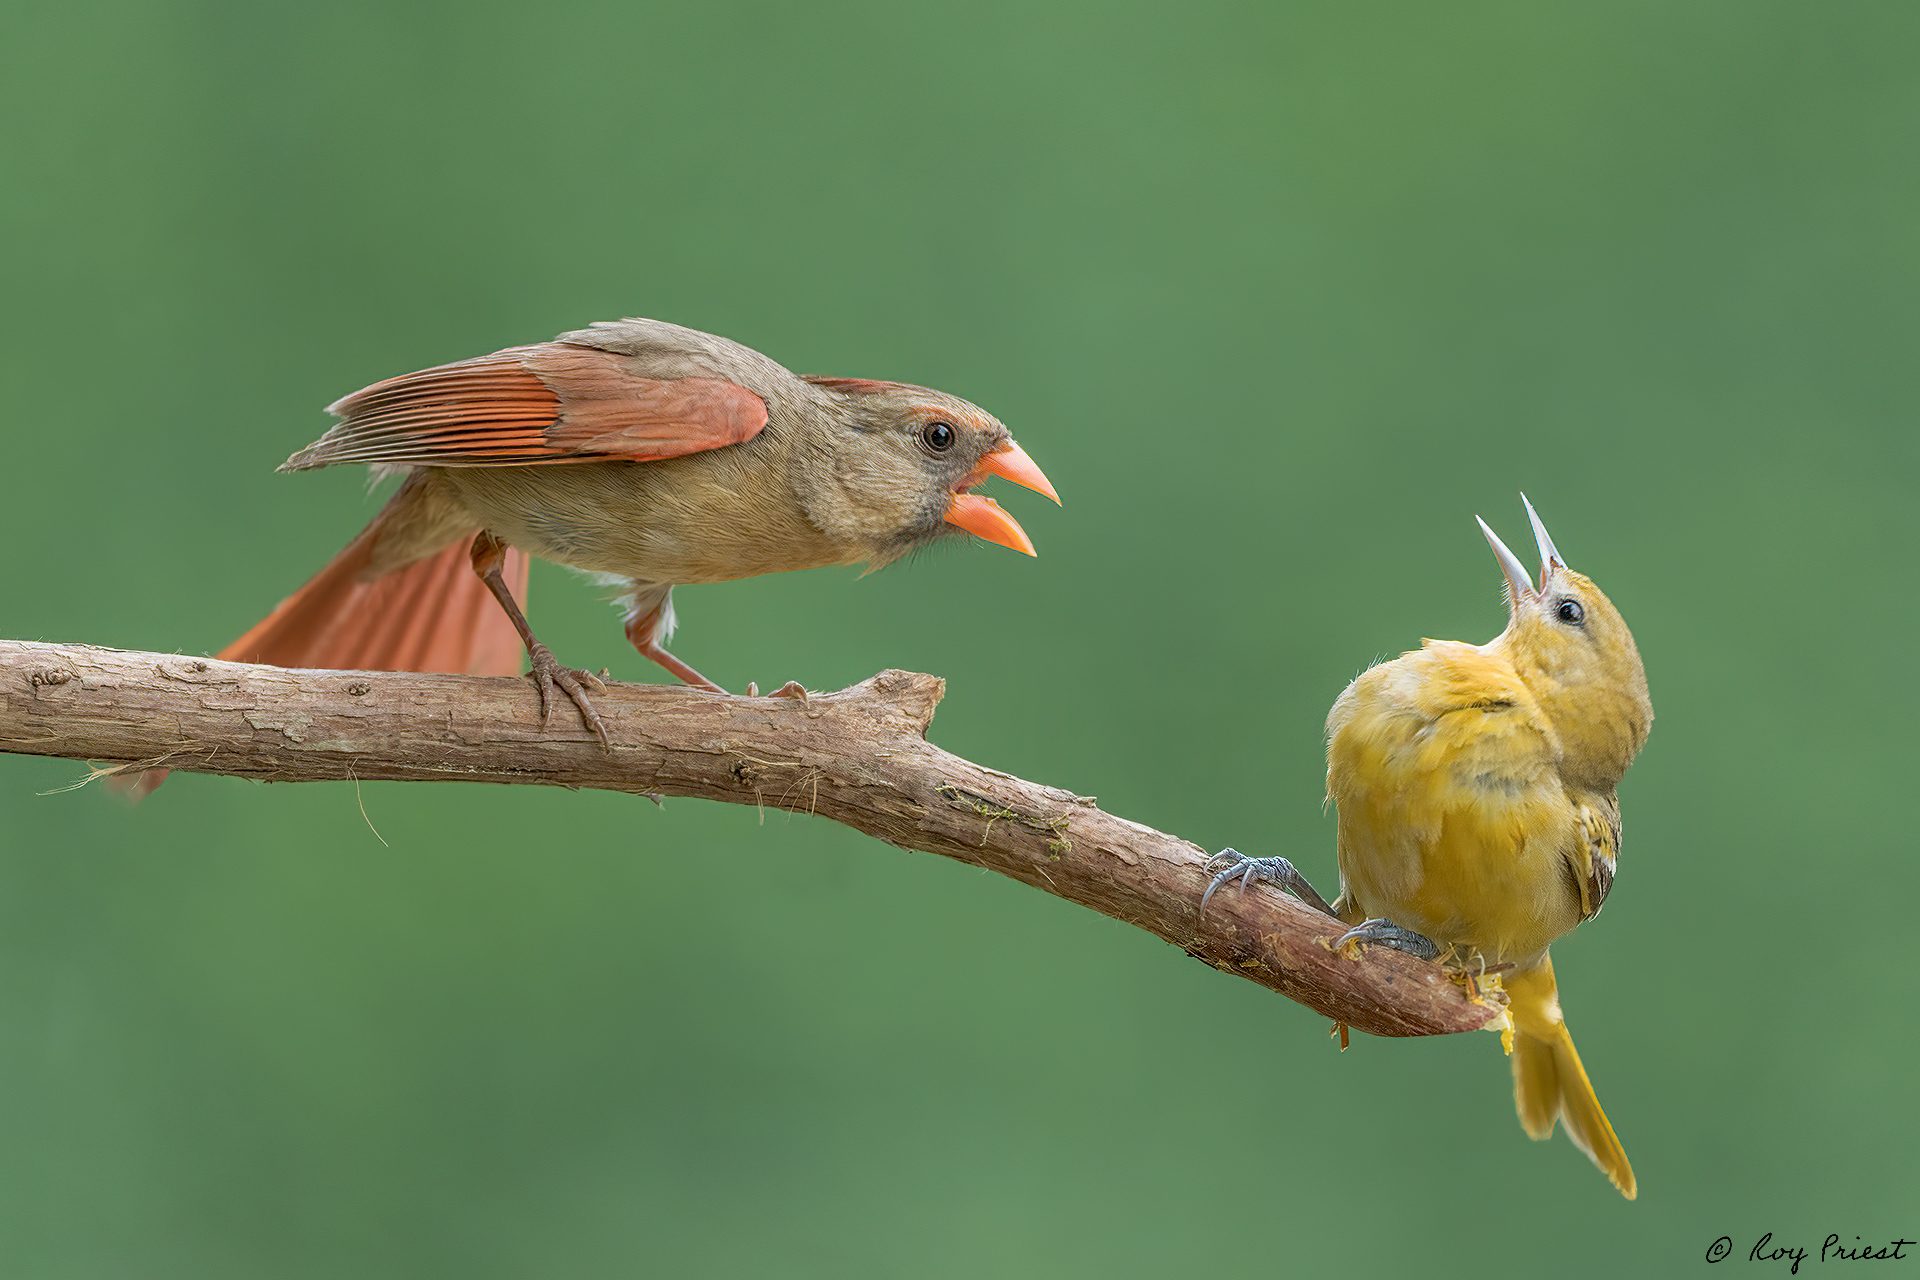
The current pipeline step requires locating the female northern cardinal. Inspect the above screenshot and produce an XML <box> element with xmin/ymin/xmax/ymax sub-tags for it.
<box><xmin>1205</xmin><ymin>498</ymin><xmax>1651</xmax><ymax>1198</ymax></box>
<box><xmin>136</xmin><ymin>317</ymin><xmax>1057</xmax><ymax>787</ymax></box>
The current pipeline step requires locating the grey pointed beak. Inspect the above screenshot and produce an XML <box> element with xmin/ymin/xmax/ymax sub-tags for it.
<box><xmin>1520</xmin><ymin>492</ymin><xmax>1565</xmax><ymax>589</ymax></box>
<box><xmin>1477</xmin><ymin>515</ymin><xmax>1535</xmax><ymax>604</ymax></box>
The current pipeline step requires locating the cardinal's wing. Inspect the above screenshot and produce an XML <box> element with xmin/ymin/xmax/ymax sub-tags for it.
<box><xmin>282</xmin><ymin>342</ymin><xmax>768</xmax><ymax>472</ymax></box>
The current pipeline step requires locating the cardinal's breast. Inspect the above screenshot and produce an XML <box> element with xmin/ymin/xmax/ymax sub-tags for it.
<box><xmin>431</xmin><ymin>444</ymin><xmax>851</xmax><ymax>586</ymax></box>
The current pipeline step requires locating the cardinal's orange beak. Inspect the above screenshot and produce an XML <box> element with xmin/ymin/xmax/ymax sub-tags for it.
<box><xmin>944</xmin><ymin>440</ymin><xmax>1060</xmax><ymax>556</ymax></box>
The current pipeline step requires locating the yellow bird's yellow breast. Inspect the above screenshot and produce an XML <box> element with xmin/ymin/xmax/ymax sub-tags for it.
<box><xmin>1327</xmin><ymin>641</ymin><xmax>1584</xmax><ymax>966</ymax></box>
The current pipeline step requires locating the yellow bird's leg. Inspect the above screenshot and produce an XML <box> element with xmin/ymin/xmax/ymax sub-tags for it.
<box><xmin>1431</xmin><ymin>942</ymin><xmax>1474</xmax><ymax>994</ymax></box>
<box><xmin>1332</xmin><ymin>918</ymin><xmax>1440</xmax><ymax>961</ymax></box>
<box><xmin>1452</xmin><ymin>947</ymin><xmax>1489</xmax><ymax>999</ymax></box>
<box><xmin>1199</xmin><ymin>849</ymin><xmax>1339</xmax><ymax>918</ymax></box>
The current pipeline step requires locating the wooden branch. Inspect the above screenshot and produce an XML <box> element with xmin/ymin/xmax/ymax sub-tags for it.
<box><xmin>0</xmin><ymin>638</ymin><xmax>1503</xmax><ymax>1038</ymax></box>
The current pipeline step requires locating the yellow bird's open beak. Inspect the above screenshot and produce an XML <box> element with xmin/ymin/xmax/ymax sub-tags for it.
<box><xmin>1521</xmin><ymin>493</ymin><xmax>1565</xmax><ymax>588</ymax></box>
<box><xmin>1480</xmin><ymin>495</ymin><xmax>1569</xmax><ymax>603</ymax></box>
<box><xmin>1477</xmin><ymin>513</ymin><xmax>1536</xmax><ymax>604</ymax></box>
<box><xmin>944</xmin><ymin>439</ymin><xmax>1060</xmax><ymax>556</ymax></box>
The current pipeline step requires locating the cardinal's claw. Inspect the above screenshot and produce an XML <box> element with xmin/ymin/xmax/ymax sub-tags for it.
<box><xmin>526</xmin><ymin>642</ymin><xmax>611</xmax><ymax>747</ymax></box>
<box><xmin>1200</xmin><ymin>849</ymin><xmax>1338</xmax><ymax>917</ymax></box>
<box><xmin>1332</xmin><ymin>918</ymin><xmax>1439</xmax><ymax>961</ymax></box>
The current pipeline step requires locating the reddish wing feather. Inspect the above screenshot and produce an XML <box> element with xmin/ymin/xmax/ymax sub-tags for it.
<box><xmin>283</xmin><ymin>343</ymin><xmax>768</xmax><ymax>471</ymax></box>
<box><xmin>527</xmin><ymin>345</ymin><xmax>768</xmax><ymax>460</ymax></box>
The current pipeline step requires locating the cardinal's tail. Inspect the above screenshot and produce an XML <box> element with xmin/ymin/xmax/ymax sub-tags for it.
<box><xmin>1507</xmin><ymin>955</ymin><xmax>1636</xmax><ymax>1199</ymax></box>
<box><xmin>120</xmin><ymin>475</ymin><xmax>528</xmax><ymax>798</ymax></box>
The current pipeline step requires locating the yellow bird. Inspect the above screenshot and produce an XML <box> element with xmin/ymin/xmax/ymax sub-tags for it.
<box><xmin>1206</xmin><ymin>497</ymin><xmax>1652</xmax><ymax>1198</ymax></box>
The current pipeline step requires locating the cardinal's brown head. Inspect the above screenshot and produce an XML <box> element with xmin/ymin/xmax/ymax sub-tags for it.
<box><xmin>796</xmin><ymin>376</ymin><xmax>1059</xmax><ymax>568</ymax></box>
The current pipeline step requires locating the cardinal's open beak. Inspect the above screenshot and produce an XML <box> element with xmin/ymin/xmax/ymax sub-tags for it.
<box><xmin>945</xmin><ymin>439</ymin><xmax>1060</xmax><ymax>556</ymax></box>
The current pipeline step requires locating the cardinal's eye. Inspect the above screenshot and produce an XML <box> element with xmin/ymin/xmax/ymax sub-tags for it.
<box><xmin>921</xmin><ymin>421</ymin><xmax>956</xmax><ymax>452</ymax></box>
<box><xmin>1556</xmin><ymin>598</ymin><xmax>1586</xmax><ymax>626</ymax></box>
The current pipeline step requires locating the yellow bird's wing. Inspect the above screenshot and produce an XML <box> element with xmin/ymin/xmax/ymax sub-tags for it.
<box><xmin>1326</xmin><ymin>640</ymin><xmax>1578</xmax><ymax>962</ymax></box>
<box><xmin>1567</xmin><ymin>792</ymin><xmax>1621</xmax><ymax>920</ymax></box>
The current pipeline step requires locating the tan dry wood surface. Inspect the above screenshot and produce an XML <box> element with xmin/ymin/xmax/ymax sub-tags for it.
<box><xmin>0</xmin><ymin>639</ymin><xmax>1503</xmax><ymax>1038</ymax></box>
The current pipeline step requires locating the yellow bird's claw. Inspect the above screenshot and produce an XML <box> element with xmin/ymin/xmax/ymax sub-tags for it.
<box><xmin>1331</xmin><ymin>918</ymin><xmax>1440</xmax><ymax>961</ymax></box>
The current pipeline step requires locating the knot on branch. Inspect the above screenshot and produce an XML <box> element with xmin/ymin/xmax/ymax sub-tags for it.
<box><xmin>843</xmin><ymin>669</ymin><xmax>944</xmax><ymax>737</ymax></box>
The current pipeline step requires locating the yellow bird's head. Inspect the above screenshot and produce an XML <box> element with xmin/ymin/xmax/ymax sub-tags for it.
<box><xmin>1477</xmin><ymin>497</ymin><xmax>1653</xmax><ymax>789</ymax></box>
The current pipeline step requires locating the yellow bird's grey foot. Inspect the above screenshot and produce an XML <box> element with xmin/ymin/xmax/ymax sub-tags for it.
<box><xmin>1201</xmin><ymin>849</ymin><xmax>1338</xmax><ymax>917</ymax></box>
<box><xmin>1333</xmin><ymin>918</ymin><xmax>1440</xmax><ymax>961</ymax></box>
<box><xmin>525</xmin><ymin>642</ymin><xmax>610</xmax><ymax>746</ymax></box>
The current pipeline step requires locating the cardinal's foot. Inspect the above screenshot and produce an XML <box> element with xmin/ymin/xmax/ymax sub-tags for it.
<box><xmin>525</xmin><ymin>642</ymin><xmax>610</xmax><ymax>746</ymax></box>
<box><xmin>1331</xmin><ymin>918</ymin><xmax>1439</xmax><ymax>961</ymax></box>
<box><xmin>1200</xmin><ymin>849</ymin><xmax>1338</xmax><ymax>917</ymax></box>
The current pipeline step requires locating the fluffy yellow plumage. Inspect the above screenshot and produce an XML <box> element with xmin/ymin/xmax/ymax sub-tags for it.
<box><xmin>1206</xmin><ymin>497</ymin><xmax>1652</xmax><ymax>1198</ymax></box>
<box><xmin>1334</xmin><ymin>499</ymin><xmax>1650</xmax><ymax>1197</ymax></box>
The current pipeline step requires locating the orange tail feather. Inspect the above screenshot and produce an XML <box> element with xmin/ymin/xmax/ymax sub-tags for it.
<box><xmin>123</xmin><ymin>487</ymin><xmax>529</xmax><ymax>797</ymax></box>
<box><xmin>218</xmin><ymin>534</ymin><xmax>528</xmax><ymax>676</ymax></box>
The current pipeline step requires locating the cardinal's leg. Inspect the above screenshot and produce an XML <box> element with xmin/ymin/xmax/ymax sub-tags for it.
<box><xmin>469</xmin><ymin>531</ymin><xmax>609</xmax><ymax>744</ymax></box>
<box><xmin>622</xmin><ymin>585</ymin><xmax>724</xmax><ymax>692</ymax></box>
<box><xmin>1200</xmin><ymin>849</ymin><xmax>1339</xmax><ymax>917</ymax></box>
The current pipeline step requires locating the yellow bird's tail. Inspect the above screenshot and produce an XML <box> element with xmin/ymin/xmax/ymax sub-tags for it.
<box><xmin>1506</xmin><ymin>955</ymin><xmax>1636</xmax><ymax>1199</ymax></box>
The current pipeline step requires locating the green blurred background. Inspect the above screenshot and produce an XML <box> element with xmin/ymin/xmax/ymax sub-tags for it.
<box><xmin>2</xmin><ymin>2</ymin><xmax>1914</xmax><ymax>1275</ymax></box>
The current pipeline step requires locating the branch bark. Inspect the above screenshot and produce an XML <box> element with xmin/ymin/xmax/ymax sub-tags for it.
<box><xmin>0</xmin><ymin>638</ymin><xmax>1503</xmax><ymax>1038</ymax></box>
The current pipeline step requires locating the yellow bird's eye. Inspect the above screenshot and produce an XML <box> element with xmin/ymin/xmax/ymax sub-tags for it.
<box><xmin>1556</xmin><ymin>598</ymin><xmax>1586</xmax><ymax>626</ymax></box>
